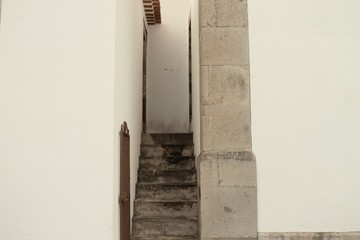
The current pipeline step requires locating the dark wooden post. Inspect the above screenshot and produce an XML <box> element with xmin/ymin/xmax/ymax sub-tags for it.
<box><xmin>120</xmin><ymin>122</ymin><xmax>130</xmax><ymax>240</ymax></box>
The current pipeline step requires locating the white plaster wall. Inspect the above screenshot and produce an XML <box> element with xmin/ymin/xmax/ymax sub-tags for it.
<box><xmin>0</xmin><ymin>0</ymin><xmax>144</xmax><ymax>239</ymax></box>
<box><xmin>114</xmin><ymin>0</ymin><xmax>144</xmax><ymax>239</ymax></box>
<box><xmin>248</xmin><ymin>0</ymin><xmax>360</xmax><ymax>232</ymax></box>
<box><xmin>190</xmin><ymin>0</ymin><xmax>201</xmax><ymax>157</ymax></box>
<box><xmin>147</xmin><ymin>0</ymin><xmax>190</xmax><ymax>133</ymax></box>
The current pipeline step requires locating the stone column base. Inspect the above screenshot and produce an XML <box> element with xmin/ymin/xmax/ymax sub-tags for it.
<box><xmin>198</xmin><ymin>151</ymin><xmax>257</xmax><ymax>239</ymax></box>
<box><xmin>258</xmin><ymin>232</ymin><xmax>360</xmax><ymax>240</ymax></box>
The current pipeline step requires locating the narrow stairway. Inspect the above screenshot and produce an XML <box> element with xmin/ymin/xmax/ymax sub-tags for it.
<box><xmin>132</xmin><ymin>133</ymin><xmax>198</xmax><ymax>240</ymax></box>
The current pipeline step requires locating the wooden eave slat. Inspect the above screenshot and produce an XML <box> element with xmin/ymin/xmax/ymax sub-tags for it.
<box><xmin>143</xmin><ymin>0</ymin><xmax>161</xmax><ymax>25</ymax></box>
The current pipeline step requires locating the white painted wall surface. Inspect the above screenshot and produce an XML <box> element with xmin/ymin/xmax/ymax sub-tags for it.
<box><xmin>249</xmin><ymin>0</ymin><xmax>360</xmax><ymax>232</ymax></box>
<box><xmin>147</xmin><ymin>0</ymin><xmax>190</xmax><ymax>133</ymax></box>
<box><xmin>190</xmin><ymin>0</ymin><xmax>201</xmax><ymax>157</ymax></box>
<box><xmin>0</xmin><ymin>0</ymin><xmax>144</xmax><ymax>239</ymax></box>
<box><xmin>114</xmin><ymin>0</ymin><xmax>144</xmax><ymax>239</ymax></box>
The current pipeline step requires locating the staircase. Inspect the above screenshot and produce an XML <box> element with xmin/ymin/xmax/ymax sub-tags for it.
<box><xmin>132</xmin><ymin>133</ymin><xmax>198</xmax><ymax>240</ymax></box>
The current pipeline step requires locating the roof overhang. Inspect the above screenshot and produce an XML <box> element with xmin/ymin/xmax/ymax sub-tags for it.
<box><xmin>143</xmin><ymin>0</ymin><xmax>161</xmax><ymax>25</ymax></box>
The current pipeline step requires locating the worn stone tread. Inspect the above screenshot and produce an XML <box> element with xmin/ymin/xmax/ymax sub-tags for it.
<box><xmin>139</xmin><ymin>156</ymin><xmax>195</xmax><ymax>170</ymax></box>
<box><xmin>133</xmin><ymin>236</ymin><xmax>198</xmax><ymax>240</ymax></box>
<box><xmin>140</xmin><ymin>145</ymin><xmax>194</xmax><ymax>158</ymax></box>
<box><xmin>133</xmin><ymin>217</ymin><xmax>198</xmax><ymax>237</ymax></box>
<box><xmin>134</xmin><ymin>200</ymin><xmax>197</xmax><ymax>218</ymax></box>
<box><xmin>137</xmin><ymin>169</ymin><xmax>196</xmax><ymax>184</ymax></box>
<box><xmin>136</xmin><ymin>182</ymin><xmax>197</xmax><ymax>186</ymax></box>
<box><xmin>133</xmin><ymin>133</ymin><xmax>198</xmax><ymax>238</ymax></box>
<box><xmin>141</xmin><ymin>133</ymin><xmax>193</xmax><ymax>145</ymax></box>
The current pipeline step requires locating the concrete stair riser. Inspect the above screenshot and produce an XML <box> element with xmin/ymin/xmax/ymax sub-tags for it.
<box><xmin>134</xmin><ymin>200</ymin><xmax>197</xmax><ymax>218</ymax></box>
<box><xmin>141</xmin><ymin>133</ymin><xmax>193</xmax><ymax>145</ymax></box>
<box><xmin>136</xmin><ymin>184</ymin><xmax>197</xmax><ymax>200</ymax></box>
<box><xmin>141</xmin><ymin>145</ymin><xmax>194</xmax><ymax>158</ymax></box>
<box><xmin>139</xmin><ymin>157</ymin><xmax>195</xmax><ymax>170</ymax></box>
<box><xmin>133</xmin><ymin>133</ymin><xmax>198</xmax><ymax>240</ymax></box>
<box><xmin>137</xmin><ymin>170</ymin><xmax>196</xmax><ymax>184</ymax></box>
<box><xmin>132</xmin><ymin>237</ymin><xmax>198</xmax><ymax>240</ymax></box>
<box><xmin>132</xmin><ymin>218</ymin><xmax>198</xmax><ymax>237</ymax></box>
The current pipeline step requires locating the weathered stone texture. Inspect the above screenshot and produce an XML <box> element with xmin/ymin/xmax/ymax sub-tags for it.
<box><xmin>201</xmin><ymin>66</ymin><xmax>210</xmax><ymax>98</ymax></box>
<box><xmin>212</xmin><ymin>113</ymin><xmax>251</xmax><ymax>151</ymax></box>
<box><xmin>201</xmin><ymin>0</ymin><xmax>216</xmax><ymax>27</ymax></box>
<box><xmin>199</xmin><ymin>152</ymin><xmax>257</xmax><ymax>238</ymax></box>
<box><xmin>218</xmin><ymin>158</ymin><xmax>256</xmax><ymax>186</ymax></box>
<box><xmin>202</xmin><ymin>238</ymin><xmax>257</xmax><ymax>240</ymax></box>
<box><xmin>201</xmin><ymin>186</ymin><xmax>257</xmax><ymax>237</ymax></box>
<box><xmin>204</xmin><ymin>66</ymin><xmax>250</xmax><ymax>105</ymax></box>
<box><xmin>199</xmin><ymin>0</ymin><xmax>256</xmax><ymax>238</ymax></box>
<box><xmin>202</xmin><ymin>64</ymin><xmax>252</xmax><ymax>151</ymax></box>
<box><xmin>283</xmin><ymin>232</ymin><xmax>340</xmax><ymax>240</ymax></box>
<box><xmin>339</xmin><ymin>232</ymin><xmax>360</xmax><ymax>240</ymax></box>
<box><xmin>215</xmin><ymin>0</ymin><xmax>248</xmax><ymax>27</ymax></box>
<box><xmin>201</xmin><ymin>27</ymin><xmax>249</xmax><ymax>66</ymax></box>
<box><xmin>258</xmin><ymin>232</ymin><xmax>360</xmax><ymax>240</ymax></box>
<box><xmin>201</xmin><ymin>115</ymin><xmax>214</xmax><ymax>151</ymax></box>
<box><xmin>200</xmin><ymin>0</ymin><xmax>248</xmax><ymax>27</ymax></box>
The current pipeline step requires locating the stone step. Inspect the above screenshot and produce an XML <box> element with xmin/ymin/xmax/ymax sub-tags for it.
<box><xmin>142</xmin><ymin>133</ymin><xmax>193</xmax><ymax>145</ymax></box>
<box><xmin>137</xmin><ymin>170</ymin><xmax>196</xmax><ymax>184</ymax></box>
<box><xmin>136</xmin><ymin>183</ymin><xmax>197</xmax><ymax>200</ymax></box>
<box><xmin>139</xmin><ymin>156</ymin><xmax>195</xmax><ymax>170</ymax></box>
<box><xmin>134</xmin><ymin>200</ymin><xmax>197</xmax><ymax>218</ymax></box>
<box><xmin>141</xmin><ymin>145</ymin><xmax>194</xmax><ymax>158</ymax></box>
<box><xmin>132</xmin><ymin>217</ymin><xmax>198</xmax><ymax>237</ymax></box>
<box><xmin>133</xmin><ymin>236</ymin><xmax>198</xmax><ymax>240</ymax></box>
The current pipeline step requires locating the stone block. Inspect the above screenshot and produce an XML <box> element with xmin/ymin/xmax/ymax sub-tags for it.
<box><xmin>199</xmin><ymin>156</ymin><xmax>218</xmax><ymax>186</ymax></box>
<box><xmin>283</xmin><ymin>232</ymin><xmax>340</xmax><ymax>240</ymax></box>
<box><xmin>202</xmin><ymin>238</ymin><xmax>257</xmax><ymax>240</ymax></box>
<box><xmin>136</xmin><ymin>184</ymin><xmax>197</xmax><ymax>201</ymax></box>
<box><xmin>201</xmin><ymin>0</ymin><xmax>216</xmax><ymax>27</ymax></box>
<box><xmin>258</xmin><ymin>232</ymin><xmax>284</xmax><ymax>240</ymax></box>
<box><xmin>212</xmin><ymin>112</ymin><xmax>252</xmax><ymax>151</ymax></box>
<box><xmin>340</xmin><ymin>232</ymin><xmax>360</xmax><ymax>240</ymax></box>
<box><xmin>215</xmin><ymin>0</ymin><xmax>248</xmax><ymax>27</ymax></box>
<box><xmin>202</xmin><ymin>99</ymin><xmax>250</xmax><ymax>116</ymax></box>
<box><xmin>201</xmin><ymin>27</ymin><xmax>249</xmax><ymax>66</ymax></box>
<box><xmin>134</xmin><ymin>200</ymin><xmax>197</xmax><ymax>218</ymax></box>
<box><xmin>201</xmin><ymin>66</ymin><xmax>209</xmax><ymax>98</ymax></box>
<box><xmin>204</xmin><ymin>66</ymin><xmax>250</xmax><ymax>105</ymax></box>
<box><xmin>218</xmin><ymin>152</ymin><xmax>256</xmax><ymax>186</ymax></box>
<box><xmin>201</xmin><ymin>115</ymin><xmax>214</xmax><ymax>151</ymax></box>
<box><xmin>200</xmin><ymin>185</ymin><xmax>257</xmax><ymax>238</ymax></box>
<box><xmin>133</xmin><ymin>218</ymin><xmax>198</xmax><ymax>236</ymax></box>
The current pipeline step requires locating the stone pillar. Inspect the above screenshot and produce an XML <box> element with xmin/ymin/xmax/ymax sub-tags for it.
<box><xmin>198</xmin><ymin>0</ymin><xmax>257</xmax><ymax>239</ymax></box>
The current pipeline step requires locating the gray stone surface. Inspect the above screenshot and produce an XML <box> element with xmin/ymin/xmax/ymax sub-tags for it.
<box><xmin>204</xmin><ymin>66</ymin><xmax>250</xmax><ymax>105</ymax></box>
<box><xmin>134</xmin><ymin>200</ymin><xmax>197</xmax><ymax>218</ymax></box>
<box><xmin>137</xmin><ymin>169</ymin><xmax>196</xmax><ymax>184</ymax></box>
<box><xmin>136</xmin><ymin>183</ymin><xmax>197</xmax><ymax>200</ymax></box>
<box><xmin>133</xmin><ymin>237</ymin><xmax>198</xmax><ymax>240</ymax></box>
<box><xmin>201</xmin><ymin>115</ymin><xmax>213</xmax><ymax>151</ymax></box>
<box><xmin>198</xmin><ymin>152</ymin><xmax>257</xmax><ymax>239</ymax></box>
<box><xmin>258</xmin><ymin>232</ymin><xmax>360</xmax><ymax>240</ymax></box>
<box><xmin>202</xmin><ymin>238</ymin><xmax>257</xmax><ymax>240</ymax></box>
<box><xmin>200</xmin><ymin>0</ymin><xmax>216</xmax><ymax>27</ymax></box>
<box><xmin>133</xmin><ymin>218</ymin><xmax>198</xmax><ymax>237</ymax></box>
<box><xmin>199</xmin><ymin>0</ymin><xmax>256</xmax><ymax>239</ymax></box>
<box><xmin>215</xmin><ymin>0</ymin><xmax>248</xmax><ymax>27</ymax></box>
<box><xmin>200</xmin><ymin>186</ymin><xmax>257</xmax><ymax>237</ymax></box>
<box><xmin>141</xmin><ymin>133</ymin><xmax>193</xmax><ymax>145</ymax></box>
<box><xmin>339</xmin><ymin>232</ymin><xmax>360</xmax><ymax>240</ymax></box>
<box><xmin>141</xmin><ymin>145</ymin><xmax>194</xmax><ymax>158</ymax></box>
<box><xmin>139</xmin><ymin>156</ymin><xmax>195</xmax><ymax>170</ymax></box>
<box><xmin>133</xmin><ymin>134</ymin><xmax>198</xmax><ymax>239</ymax></box>
<box><xmin>201</xmin><ymin>27</ymin><xmax>249</xmax><ymax>66</ymax></box>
